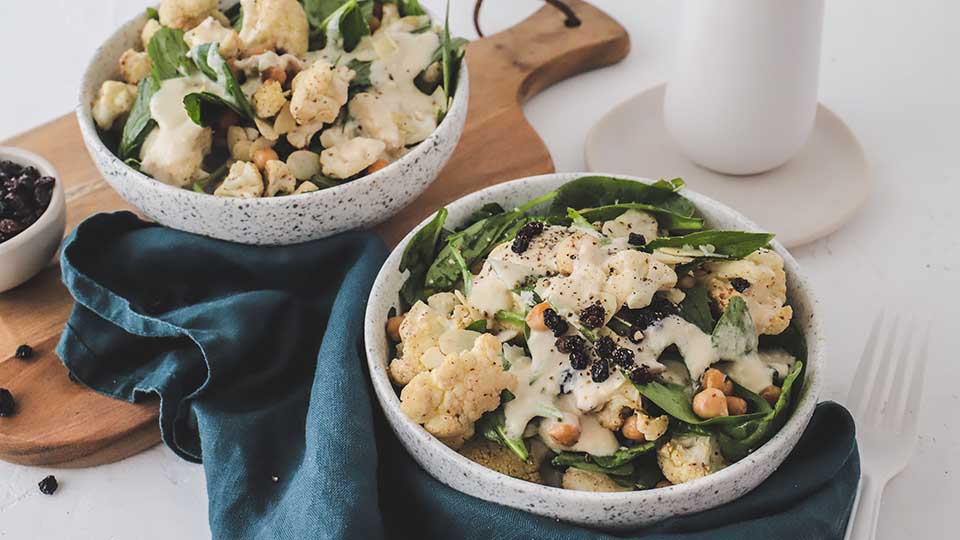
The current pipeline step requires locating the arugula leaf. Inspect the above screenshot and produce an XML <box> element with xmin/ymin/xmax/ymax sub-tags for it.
<box><xmin>495</xmin><ymin>310</ymin><xmax>526</xmax><ymax>328</ymax></box>
<box><xmin>576</xmin><ymin>202</ymin><xmax>704</xmax><ymax>233</ymax></box>
<box><xmin>118</xmin><ymin>77</ymin><xmax>160</xmax><ymax>161</ymax></box>
<box><xmin>447</xmin><ymin>238</ymin><xmax>472</xmax><ymax>295</ymax></box>
<box><xmin>184</xmin><ymin>43</ymin><xmax>255</xmax><ymax>123</ymax></box>
<box><xmin>679</xmin><ymin>283</ymin><xmax>714</xmax><ymax>334</ymax></box>
<box><xmin>712</xmin><ymin>296</ymin><xmax>758</xmax><ymax>360</ymax></box>
<box><xmin>398</xmin><ymin>208</ymin><xmax>448</xmax><ymax>310</ymax></box>
<box><xmin>716</xmin><ymin>361</ymin><xmax>804</xmax><ymax>461</ymax></box>
<box><xmin>646</xmin><ymin>230</ymin><xmax>774</xmax><ymax>260</ymax></box>
<box><xmin>147</xmin><ymin>27</ymin><xmax>193</xmax><ymax>81</ymax></box>
<box><xmin>398</xmin><ymin>0</ymin><xmax>426</xmax><ymax>16</ymax></box>
<box><xmin>439</xmin><ymin>1</ymin><xmax>466</xmax><ymax>115</ymax></box>
<box><xmin>476</xmin><ymin>393</ymin><xmax>529</xmax><ymax>461</ymax></box>
<box><xmin>549</xmin><ymin>176</ymin><xmax>696</xmax><ymax>218</ymax></box>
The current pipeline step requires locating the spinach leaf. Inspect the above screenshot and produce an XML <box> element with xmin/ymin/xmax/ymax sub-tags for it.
<box><xmin>398</xmin><ymin>0</ymin><xmax>426</xmax><ymax>16</ymax></box>
<box><xmin>592</xmin><ymin>442</ymin><xmax>656</xmax><ymax>468</ymax></box>
<box><xmin>679</xmin><ymin>283</ymin><xmax>714</xmax><ymax>334</ymax></box>
<box><xmin>447</xmin><ymin>238</ymin><xmax>472</xmax><ymax>295</ymax></box>
<box><xmin>476</xmin><ymin>391</ymin><xmax>529</xmax><ymax>461</ymax></box>
<box><xmin>423</xmin><ymin>212</ymin><xmax>520</xmax><ymax>295</ymax></box>
<box><xmin>118</xmin><ymin>77</ymin><xmax>160</xmax><ymax>161</ymax></box>
<box><xmin>147</xmin><ymin>27</ymin><xmax>194</xmax><ymax>81</ymax></box>
<box><xmin>549</xmin><ymin>176</ymin><xmax>695</xmax><ymax>218</ymax></box>
<box><xmin>466</xmin><ymin>320</ymin><xmax>487</xmax><ymax>332</ymax></box>
<box><xmin>185</xmin><ymin>43</ymin><xmax>255</xmax><ymax>123</ymax></box>
<box><xmin>716</xmin><ymin>361</ymin><xmax>804</xmax><ymax>461</ymax></box>
<box><xmin>712</xmin><ymin>296</ymin><xmax>757</xmax><ymax>360</ymax></box>
<box><xmin>576</xmin><ymin>202</ymin><xmax>704</xmax><ymax>233</ymax></box>
<box><xmin>303</xmin><ymin>0</ymin><xmax>346</xmax><ymax>32</ymax></box>
<box><xmin>146</xmin><ymin>7</ymin><xmax>159</xmax><ymax>20</ymax></box>
<box><xmin>646</xmin><ymin>230</ymin><xmax>774</xmax><ymax>260</ymax></box>
<box><xmin>347</xmin><ymin>58</ymin><xmax>372</xmax><ymax>97</ymax></box>
<box><xmin>461</xmin><ymin>203</ymin><xmax>505</xmax><ymax>228</ymax></box>
<box><xmin>566</xmin><ymin>207</ymin><xmax>597</xmax><ymax>232</ymax></box>
<box><xmin>633</xmin><ymin>379</ymin><xmax>766</xmax><ymax>427</ymax></box>
<box><xmin>551</xmin><ymin>453</ymin><xmax>634</xmax><ymax>477</ymax></box>
<box><xmin>319</xmin><ymin>0</ymin><xmax>370</xmax><ymax>52</ymax></box>
<box><xmin>398</xmin><ymin>208</ymin><xmax>447</xmax><ymax>310</ymax></box>
<box><xmin>629</xmin><ymin>456</ymin><xmax>665</xmax><ymax>489</ymax></box>
<box><xmin>224</xmin><ymin>2</ymin><xmax>243</xmax><ymax>29</ymax></box>
<box><xmin>439</xmin><ymin>2</ymin><xmax>466</xmax><ymax>114</ymax></box>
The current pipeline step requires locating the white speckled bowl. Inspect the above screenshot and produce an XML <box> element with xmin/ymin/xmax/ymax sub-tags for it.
<box><xmin>364</xmin><ymin>173</ymin><xmax>824</xmax><ymax>528</ymax></box>
<box><xmin>77</xmin><ymin>3</ymin><xmax>468</xmax><ymax>245</ymax></box>
<box><xmin>0</xmin><ymin>147</ymin><xmax>66</xmax><ymax>293</ymax></box>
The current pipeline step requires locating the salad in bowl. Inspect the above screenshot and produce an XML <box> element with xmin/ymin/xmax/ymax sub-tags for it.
<box><xmin>382</xmin><ymin>175</ymin><xmax>809</xmax><ymax>493</ymax></box>
<box><xmin>90</xmin><ymin>0</ymin><xmax>466</xmax><ymax>198</ymax></box>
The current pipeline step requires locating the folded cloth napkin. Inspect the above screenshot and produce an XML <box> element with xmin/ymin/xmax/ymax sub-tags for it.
<box><xmin>57</xmin><ymin>212</ymin><xmax>859</xmax><ymax>540</ymax></box>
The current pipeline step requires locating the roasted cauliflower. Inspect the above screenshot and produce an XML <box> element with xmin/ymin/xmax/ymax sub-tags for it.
<box><xmin>289</xmin><ymin>62</ymin><xmax>353</xmax><ymax>126</ymax></box>
<box><xmin>349</xmin><ymin>93</ymin><xmax>402</xmax><ymax>150</ymax></box>
<box><xmin>184</xmin><ymin>16</ymin><xmax>241</xmax><ymax>58</ymax></box>
<box><xmin>158</xmin><ymin>0</ymin><xmax>218</xmax><ymax>30</ymax></box>
<box><xmin>399</xmin><ymin>333</ymin><xmax>516</xmax><ymax>448</ymax></box>
<box><xmin>119</xmin><ymin>49</ymin><xmax>151</xmax><ymax>84</ymax></box>
<box><xmin>657</xmin><ymin>433</ymin><xmax>728</xmax><ymax>485</ymax></box>
<box><xmin>320</xmin><ymin>137</ymin><xmax>385</xmax><ymax>179</ymax></box>
<box><xmin>252</xmin><ymin>79</ymin><xmax>286</xmax><ymax>119</ymax></box>
<box><xmin>263</xmin><ymin>160</ymin><xmax>297</xmax><ymax>197</ymax></box>
<box><xmin>238</xmin><ymin>0</ymin><xmax>309</xmax><ymax>57</ymax></box>
<box><xmin>214</xmin><ymin>161</ymin><xmax>264</xmax><ymax>198</ymax></box>
<box><xmin>601</xmin><ymin>209</ymin><xmax>660</xmax><ymax>242</ymax></box>
<box><xmin>388</xmin><ymin>293</ymin><xmax>478</xmax><ymax>385</ymax></box>
<box><xmin>92</xmin><ymin>81</ymin><xmax>138</xmax><ymax>130</ymax></box>
<box><xmin>701</xmin><ymin>248</ymin><xmax>793</xmax><ymax>335</ymax></box>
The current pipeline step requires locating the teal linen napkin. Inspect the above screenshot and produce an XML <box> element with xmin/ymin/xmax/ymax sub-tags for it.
<box><xmin>57</xmin><ymin>212</ymin><xmax>858</xmax><ymax>540</ymax></box>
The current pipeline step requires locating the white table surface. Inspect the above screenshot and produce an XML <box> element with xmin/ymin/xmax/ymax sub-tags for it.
<box><xmin>1</xmin><ymin>0</ymin><xmax>956</xmax><ymax>537</ymax></box>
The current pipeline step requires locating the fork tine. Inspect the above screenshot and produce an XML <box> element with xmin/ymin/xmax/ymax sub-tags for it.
<box><xmin>884</xmin><ymin>319</ymin><xmax>916</xmax><ymax>431</ymax></box>
<box><xmin>863</xmin><ymin>314</ymin><xmax>902</xmax><ymax>428</ymax></box>
<box><xmin>896</xmin><ymin>325</ymin><xmax>929</xmax><ymax>435</ymax></box>
<box><xmin>848</xmin><ymin>313</ymin><xmax>885</xmax><ymax>417</ymax></box>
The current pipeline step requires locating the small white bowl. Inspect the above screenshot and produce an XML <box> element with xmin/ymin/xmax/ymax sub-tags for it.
<box><xmin>0</xmin><ymin>147</ymin><xmax>66</xmax><ymax>293</ymax></box>
<box><xmin>364</xmin><ymin>172</ymin><xmax>824</xmax><ymax>528</ymax></box>
<box><xmin>76</xmin><ymin>3</ymin><xmax>468</xmax><ymax>245</ymax></box>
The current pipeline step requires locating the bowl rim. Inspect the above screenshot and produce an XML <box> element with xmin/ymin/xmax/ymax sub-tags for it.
<box><xmin>364</xmin><ymin>171</ymin><xmax>824</xmax><ymax>504</ymax></box>
<box><xmin>0</xmin><ymin>146</ymin><xmax>66</xmax><ymax>257</ymax></box>
<box><xmin>75</xmin><ymin>4</ymin><xmax>470</xmax><ymax>205</ymax></box>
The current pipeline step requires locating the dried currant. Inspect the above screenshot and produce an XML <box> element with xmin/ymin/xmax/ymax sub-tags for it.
<box><xmin>594</xmin><ymin>336</ymin><xmax>616</xmax><ymax>359</ymax></box>
<box><xmin>569</xmin><ymin>349</ymin><xmax>589</xmax><ymax>370</ymax></box>
<box><xmin>629</xmin><ymin>365</ymin><xmax>656</xmax><ymax>385</ymax></box>
<box><xmin>38</xmin><ymin>475</ymin><xmax>58</xmax><ymax>495</ymax></box>
<box><xmin>579</xmin><ymin>303</ymin><xmax>605</xmax><ymax>329</ymax></box>
<box><xmin>15</xmin><ymin>344</ymin><xmax>33</xmax><ymax>360</ymax></box>
<box><xmin>555</xmin><ymin>335</ymin><xmax>585</xmax><ymax>354</ymax></box>
<box><xmin>542</xmin><ymin>308</ymin><xmax>569</xmax><ymax>337</ymax></box>
<box><xmin>591</xmin><ymin>358</ymin><xmax>610</xmax><ymax>383</ymax></box>
<box><xmin>611</xmin><ymin>347</ymin><xmax>635</xmax><ymax>370</ymax></box>
<box><xmin>627</xmin><ymin>233</ymin><xmax>647</xmax><ymax>246</ymax></box>
<box><xmin>730</xmin><ymin>277</ymin><xmax>751</xmax><ymax>292</ymax></box>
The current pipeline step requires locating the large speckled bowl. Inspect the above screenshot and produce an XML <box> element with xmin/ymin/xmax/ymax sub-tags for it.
<box><xmin>364</xmin><ymin>173</ymin><xmax>824</xmax><ymax>529</ymax></box>
<box><xmin>77</xmin><ymin>3</ymin><xmax>468</xmax><ymax>245</ymax></box>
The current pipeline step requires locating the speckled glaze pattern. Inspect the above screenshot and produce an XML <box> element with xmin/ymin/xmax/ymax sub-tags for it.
<box><xmin>76</xmin><ymin>6</ymin><xmax>468</xmax><ymax>245</ymax></box>
<box><xmin>364</xmin><ymin>173</ymin><xmax>825</xmax><ymax>529</ymax></box>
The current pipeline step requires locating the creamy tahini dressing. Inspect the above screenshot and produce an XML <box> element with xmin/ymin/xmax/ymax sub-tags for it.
<box><xmin>634</xmin><ymin>315</ymin><xmax>719</xmax><ymax>382</ymax></box>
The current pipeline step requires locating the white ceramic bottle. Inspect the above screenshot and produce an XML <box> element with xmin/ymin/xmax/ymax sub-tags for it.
<box><xmin>664</xmin><ymin>0</ymin><xmax>825</xmax><ymax>175</ymax></box>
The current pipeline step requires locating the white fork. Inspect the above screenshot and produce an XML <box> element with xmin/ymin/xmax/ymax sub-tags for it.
<box><xmin>844</xmin><ymin>315</ymin><xmax>929</xmax><ymax>540</ymax></box>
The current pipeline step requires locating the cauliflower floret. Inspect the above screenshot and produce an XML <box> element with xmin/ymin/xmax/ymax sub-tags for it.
<box><xmin>92</xmin><ymin>81</ymin><xmax>138</xmax><ymax>130</ymax></box>
<box><xmin>214</xmin><ymin>161</ymin><xmax>264</xmax><ymax>198</ymax></box>
<box><xmin>119</xmin><ymin>49</ymin><xmax>151</xmax><ymax>84</ymax></box>
<box><xmin>140</xmin><ymin>125</ymin><xmax>212</xmax><ymax>187</ymax></box>
<box><xmin>234</xmin><ymin>51</ymin><xmax>305</xmax><ymax>79</ymax></box>
<box><xmin>460</xmin><ymin>438</ymin><xmax>542</xmax><ymax>484</ymax></box>
<box><xmin>141</xmin><ymin>18</ymin><xmax>163</xmax><ymax>49</ymax></box>
<box><xmin>290</xmin><ymin>61</ymin><xmax>353</xmax><ymax>125</ymax></box>
<box><xmin>399</xmin><ymin>334</ymin><xmax>516</xmax><ymax>448</ymax></box>
<box><xmin>561</xmin><ymin>468</ymin><xmax>631</xmax><ymax>492</ymax></box>
<box><xmin>603</xmin><ymin>250</ymin><xmax>678</xmax><ymax>309</ymax></box>
<box><xmin>293</xmin><ymin>181</ymin><xmax>319</xmax><ymax>194</ymax></box>
<box><xmin>227</xmin><ymin>126</ymin><xmax>262</xmax><ymax>161</ymax></box>
<box><xmin>657</xmin><ymin>433</ymin><xmax>728</xmax><ymax>485</ymax></box>
<box><xmin>320</xmin><ymin>137</ymin><xmax>385</xmax><ymax>179</ymax></box>
<box><xmin>319</xmin><ymin>122</ymin><xmax>357</xmax><ymax>149</ymax></box>
<box><xmin>158</xmin><ymin>0</ymin><xmax>218</xmax><ymax>30</ymax></box>
<box><xmin>184</xmin><ymin>16</ymin><xmax>241</xmax><ymax>58</ymax></box>
<box><xmin>285</xmin><ymin>118</ymin><xmax>325</xmax><ymax>149</ymax></box>
<box><xmin>263</xmin><ymin>160</ymin><xmax>297</xmax><ymax>196</ymax></box>
<box><xmin>701</xmin><ymin>248</ymin><xmax>793</xmax><ymax>335</ymax></box>
<box><xmin>601</xmin><ymin>209</ymin><xmax>660</xmax><ymax>242</ymax></box>
<box><xmin>252</xmin><ymin>79</ymin><xmax>286</xmax><ymax>118</ymax></box>
<box><xmin>595</xmin><ymin>384</ymin><xmax>642</xmax><ymax>431</ymax></box>
<box><xmin>238</xmin><ymin>0</ymin><xmax>309</xmax><ymax>57</ymax></box>
<box><xmin>389</xmin><ymin>292</ymin><xmax>477</xmax><ymax>385</ymax></box>
<box><xmin>349</xmin><ymin>93</ymin><xmax>402</xmax><ymax>150</ymax></box>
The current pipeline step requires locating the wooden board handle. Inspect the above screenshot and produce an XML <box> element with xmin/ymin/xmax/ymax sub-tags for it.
<box><xmin>469</xmin><ymin>0</ymin><xmax>631</xmax><ymax>103</ymax></box>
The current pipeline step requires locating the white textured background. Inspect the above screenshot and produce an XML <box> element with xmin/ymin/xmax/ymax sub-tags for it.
<box><xmin>1</xmin><ymin>0</ymin><xmax>957</xmax><ymax>538</ymax></box>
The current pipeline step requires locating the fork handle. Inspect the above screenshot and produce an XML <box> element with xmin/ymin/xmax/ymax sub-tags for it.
<box><xmin>848</xmin><ymin>475</ymin><xmax>888</xmax><ymax>540</ymax></box>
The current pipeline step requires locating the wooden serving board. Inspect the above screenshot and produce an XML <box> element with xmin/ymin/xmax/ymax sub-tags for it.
<box><xmin>0</xmin><ymin>1</ymin><xmax>629</xmax><ymax>467</ymax></box>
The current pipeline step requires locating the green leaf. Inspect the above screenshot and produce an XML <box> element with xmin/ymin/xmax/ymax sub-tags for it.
<box><xmin>398</xmin><ymin>0</ymin><xmax>426</xmax><ymax>16</ymax></box>
<box><xmin>551</xmin><ymin>453</ymin><xmax>635</xmax><ymax>477</ymax></box>
<box><xmin>466</xmin><ymin>320</ymin><xmax>487</xmax><ymax>333</ymax></box>
<box><xmin>646</xmin><ymin>230</ymin><xmax>775</xmax><ymax>260</ymax></box>
<box><xmin>712</xmin><ymin>296</ymin><xmax>758</xmax><ymax>360</ymax></box>
<box><xmin>476</xmin><ymin>396</ymin><xmax>529</xmax><ymax>462</ymax></box>
<box><xmin>495</xmin><ymin>310</ymin><xmax>526</xmax><ymax>328</ymax></box>
<box><xmin>186</xmin><ymin>43</ymin><xmax>255</xmax><ymax>122</ymax></box>
<box><xmin>303</xmin><ymin>0</ymin><xmax>347</xmax><ymax>32</ymax></box>
<box><xmin>566</xmin><ymin>207</ymin><xmax>597</xmax><ymax>232</ymax></box>
<box><xmin>431</xmin><ymin>37</ymin><xmax>469</xmax><ymax>63</ymax></box>
<box><xmin>340</xmin><ymin>0</ymin><xmax>371</xmax><ymax>51</ymax></box>
<box><xmin>447</xmin><ymin>238</ymin><xmax>472</xmax><ymax>295</ymax></box>
<box><xmin>439</xmin><ymin>1</ymin><xmax>466</xmax><ymax>114</ymax></box>
<box><xmin>592</xmin><ymin>442</ymin><xmax>656</xmax><ymax>468</ymax></box>
<box><xmin>147</xmin><ymin>27</ymin><xmax>193</xmax><ymax>81</ymax></box>
<box><xmin>398</xmin><ymin>208</ymin><xmax>448</xmax><ymax>310</ymax></box>
<box><xmin>146</xmin><ymin>7</ymin><xmax>159</xmax><ymax>20</ymax></box>
<box><xmin>549</xmin><ymin>176</ymin><xmax>696</xmax><ymax>218</ymax></box>
<box><xmin>347</xmin><ymin>58</ymin><xmax>372</xmax><ymax>97</ymax></box>
<box><xmin>717</xmin><ymin>361</ymin><xmax>804</xmax><ymax>461</ymax></box>
<box><xmin>118</xmin><ymin>77</ymin><xmax>160</xmax><ymax>161</ymax></box>
<box><xmin>679</xmin><ymin>283</ymin><xmax>714</xmax><ymax>334</ymax></box>
<box><xmin>576</xmin><ymin>202</ymin><xmax>704</xmax><ymax>233</ymax></box>
<box><xmin>632</xmin><ymin>379</ymin><xmax>766</xmax><ymax>427</ymax></box>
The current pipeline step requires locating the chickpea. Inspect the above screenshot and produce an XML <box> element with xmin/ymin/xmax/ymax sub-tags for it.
<box><xmin>367</xmin><ymin>159</ymin><xmax>390</xmax><ymax>174</ymax></box>
<box><xmin>656</xmin><ymin>480</ymin><xmax>673</xmax><ymax>489</ymax></box>
<box><xmin>692</xmin><ymin>388</ymin><xmax>729</xmax><ymax>419</ymax></box>
<box><xmin>262</xmin><ymin>66</ymin><xmax>287</xmax><ymax>86</ymax></box>
<box><xmin>385</xmin><ymin>315</ymin><xmax>404</xmax><ymax>342</ymax></box>
<box><xmin>252</xmin><ymin>147</ymin><xmax>279</xmax><ymax>171</ymax></box>
<box><xmin>678</xmin><ymin>274</ymin><xmax>696</xmax><ymax>289</ymax></box>
<box><xmin>760</xmin><ymin>385</ymin><xmax>782</xmax><ymax>406</ymax></box>
<box><xmin>726</xmin><ymin>396</ymin><xmax>748</xmax><ymax>416</ymax></box>
<box><xmin>525</xmin><ymin>302</ymin><xmax>551</xmax><ymax>332</ymax></box>
<box><xmin>547</xmin><ymin>423</ymin><xmax>581</xmax><ymax>446</ymax></box>
<box><xmin>621</xmin><ymin>414</ymin><xmax>646</xmax><ymax>441</ymax></box>
<box><xmin>701</xmin><ymin>368</ymin><xmax>734</xmax><ymax>396</ymax></box>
